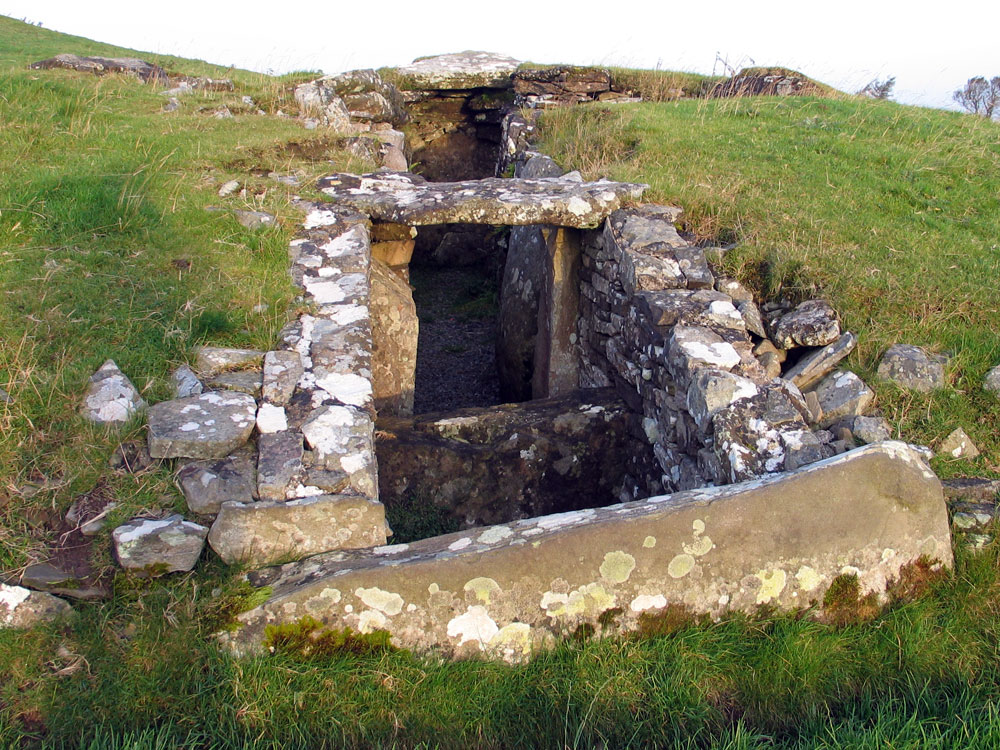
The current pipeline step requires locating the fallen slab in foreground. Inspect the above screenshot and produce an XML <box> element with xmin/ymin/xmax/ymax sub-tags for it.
<box><xmin>223</xmin><ymin>442</ymin><xmax>952</xmax><ymax>661</ymax></box>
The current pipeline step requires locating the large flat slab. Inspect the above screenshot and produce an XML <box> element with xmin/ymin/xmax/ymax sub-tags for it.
<box><xmin>223</xmin><ymin>442</ymin><xmax>952</xmax><ymax>660</ymax></box>
<box><xmin>316</xmin><ymin>173</ymin><xmax>647</xmax><ymax>229</ymax></box>
<box><xmin>392</xmin><ymin>52</ymin><xmax>521</xmax><ymax>90</ymax></box>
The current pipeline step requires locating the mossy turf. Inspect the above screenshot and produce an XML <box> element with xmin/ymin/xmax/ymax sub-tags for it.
<box><xmin>538</xmin><ymin>96</ymin><xmax>1000</xmax><ymax>478</ymax></box>
<box><xmin>2</xmin><ymin>14</ymin><xmax>1000</xmax><ymax>749</ymax></box>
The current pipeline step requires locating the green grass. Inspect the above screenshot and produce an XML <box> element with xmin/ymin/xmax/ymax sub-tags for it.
<box><xmin>538</xmin><ymin>96</ymin><xmax>1000</xmax><ymax>478</ymax></box>
<box><xmin>0</xmin><ymin>14</ymin><xmax>370</xmax><ymax>572</ymax></box>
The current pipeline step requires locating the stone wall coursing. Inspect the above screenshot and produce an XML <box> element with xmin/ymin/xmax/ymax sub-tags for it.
<box><xmin>224</xmin><ymin>442</ymin><xmax>953</xmax><ymax>661</ymax></box>
<box><xmin>376</xmin><ymin>389</ymin><xmax>643</xmax><ymax>529</ymax></box>
<box><xmin>208</xmin><ymin>204</ymin><xmax>391</xmax><ymax>567</ymax></box>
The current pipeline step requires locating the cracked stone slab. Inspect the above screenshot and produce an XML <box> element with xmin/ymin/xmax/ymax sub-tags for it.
<box><xmin>147</xmin><ymin>391</ymin><xmax>257</xmax><ymax>459</ymax></box>
<box><xmin>301</xmin><ymin>405</ymin><xmax>376</xmax><ymax>485</ymax></box>
<box><xmin>877</xmin><ymin>344</ymin><xmax>947</xmax><ymax>393</ymax></box>
<box><xmin>20</xmin><ymin>563</ymin><xmax>106</xmax><ymax>601</ymax></box>
<box><xmin>177</xmin><ymin>452</ymin><xmax>257</xmax><ymax>514</ymax></box>
<box><xmin>257</xmin><ymin>430</ymin><xmax>305</xmax><ymax>501</ymax></box>
<box><xmin>30</xmin><ymin>53</ymin><xmax>168</xmax><ymax>83</ymax></box>
<box><xmin>112</xmin><ymin>515</ymin><xmax>208</xmax><ymax>576</ymax></box>
<box><xmin>205</xmin><ymin>369</ymin><xmax>263</xmax><ymax>398</ymax></box>
<box><xmin>938</xmin><ymin>427</ymin><xmax>980</xmax><ymax>459</ymax></box>
<box><xmin>770</xmin><ymin>300</ymin><xmax>841</xmax><ymax>349</ymax></box>
<box><xmin>207</xmin><ymin>494</ymin><xmax>388</xmax><ymax>567</ymax></box>
<box><xmin>392</xmin><ymin>51</ymin><xmax>521</xmax><ymax>90</ymax></box>
<box><xmin>686</xmin><ymin>369</ymin><xmax>759</xmax><ymax>432</ymax></box>
<box><xmin>316</xmin><ymin>173</ymin><xmax>647</xmax><ymax>229</ymax></box>
<box><xmin>222</xmin><ymin>442</ymin><xmax>952</xmax><ymax>660</ymax></box>
<box><xmin>667</xmin><ymin>326</ymin><xmax>742</xmax><ymax>388</ymax></box>
<box><xmin>1</xmin><ymin>584</ymin><xmax>73</xmax><ymax>628</ymax></box>
<box><xmin>783</xmin><ymin>332</ymin><xmax>857</xmax><ymax>390</ymax></box>
<box><xmin>80</xmin><ymin>359</ymin><xmax>146</xmax><ymax>424</ymax></box>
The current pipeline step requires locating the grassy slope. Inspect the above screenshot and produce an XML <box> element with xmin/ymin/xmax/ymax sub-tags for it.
<box><xmin>539</xmin><ymin>96</ymin><xmax>1000</xmax><ymax>478</ymax></box>
<box><xmin>2</xmin><ymin>17</ymin><xmax>1000</xmax><ymax>748</ymax></box>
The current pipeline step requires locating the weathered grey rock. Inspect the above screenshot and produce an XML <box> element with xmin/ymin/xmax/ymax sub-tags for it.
<box><xmin>850</xmin><ymin>415</ymin><xmax>892</xmax><ymax>444</ymax></box>
<box><xmin>30</xmin><ymin>53</ymin><xmax>168</xmax><ymax>83</ymax></box>
<box><xmin>636</xmin><ymin>290</ymin><xmax>745</xmax><ymax>332</ymax></box>
<box><xmin>147</xmin><ymin>391</ymin><xmax>257</xmax><ymax>459</ymax></box>
<box><xmin>317</xmin><ymin>172</ymin><xmax>647</xmax><ymax>229</ymax></box>
<box><xmin>715</xmin><ymin>277</ymin><xmax>754</xmax><ymax>303</ymax></box>
<box><xmin>942</xmin><ymin>478</ymin><xmax>1000</xmax><ymax>503</ymax></box>
<box><xmin>224</xmin><ymin>442</ymin><xmax>953</xmax><ymax>660</ymax></box>
<box><xmin>667</xmin><ymin>326</ymin><xmax>741</xmax><ymax>388</ymax></box>
<box><xmin>66</xmin><ymin>499</ymin><xmax>117</xmax><ymax>536</ymax></box>
<box><xmin>770</xmin><ymin>300</ymin><xmax>840</xmax><ymax>349</ymax></box>
<box><xmin>759</xmin><ymin>351</ymin><xmax>782</xmax><ymax>379</ymax></box>
<box><xmin>813</xmin><ymin>371</ymin><xmax>874</xmax><ymax>428</ymax></box>
<box><xmin>519</xmin><ymin>154</ymin><xmax>563</xmax><ymax>178</ymax></box>
<box><xmin>208</xmin><ymin>494</ymin><xmax>387</xmax><ymax>567</ymax></box>
<box><xmin>393</xmin><ymin>51</ymin><xmax>520</xmax><ymax>90</ymax></box>
<box><xmin>782</xmin><ymin>332</ymin><xmax>857</xmax><ymax>390</ymax></box>
<box><xmin>938</xmin><ymin>428</ymin><xmax>980</xmax><ymax>460</ymax></box>
<box><xmin>370</xmin><ymin>257</ymin><xmax>418</xmax><ymax>416</ymax></box>
<box><xmin>1</xmin><ymin>584</ymin><xmax>72</xmax><ymax>628</ymax></box>
<box><xmin>877</xmin><ymin>344</ymin><xmax>947</xmax><ymax>392</ymax></box>
<box><xmin>686</xmin><ymin>369</ymin><xmax>759</xmax><ymax>432</ymax></box>
<box><xmin>257</xmin><ymin>430</ymin><xmax>304</xmax><ymax>501</ymax></box>
<box><xmin>163</xmin><ymin>97</ymin><xmax>180</xmax><ymax>112</ymax></box>
<box><xmin>19</xmin><ymin>563</ymin><xmax>105</xmax><ymax>601</ymax></box>
<box><xmin>262</xmin><ymin>351</ymin><xmax>302</xmax><ymax>405</ymax></box>
<box><xmin>177</xmin><ymin>453</ymin><xmax>256</xmax><ymax>514</ymax></box>
<box><xmin>234</xmin><ymin>210</ymin><xmax>275</xmax><ymax>230</ymax></box>
<box><xmin>301</xmin><ymin>404</ymin><xmax>375</xmax><ymax>480</ymax></box>
<box><xmin>112</xmin><ymin>515</ymin><xmax>208</xmax><ymax>576</ymax></box>
<box><xmin>195</xmin><ymin>347</ymin><xmax>265</xmax><ymax>377</ymax></box>
<box><xmin>80</xmin><ymin>360</ymin><xmax>146</xmax><ymax>424</ymax></box>
<box><xmin>0</xmin><ymin>387</ymin><xmax>10</xmax><ymax>403</ymax></box>
<box><xmin>293</xmin><ymin>81</ymin><xmax>352</xmax><ymax>130</ymax></box>
<box><xmin>218</xmin><ymin>180</ymin><xmax>240</xmax><ymax>197</ymax></box>
<box><xmin>804</xmin><ymin>390</ymin><xmax>823</xmax><ymax>425</ymax></box>
<box><xmin>213</xmin><ymin>106</ymin><xmax>234</xmax><ymax>119</ymax></box>
<box><xmin>205</xmin><ymin>369</ymin><xmax>263</xmax><ymax>398</ymax></box>
<box><xmin>172</xmin><ymin>365</ymin><xmax>203</xmax><ymax>399</ymax></box>
<box><xmin>497</xmin><ymin>225</ymin><xmax>545</xmax><ymax>401</ymax></box>
<box><xmin>380</xmin><ymin>145</ymin><xmax>408</xmax><ymax>171</ymax></box>
<box><xmin>984</xmin><ymin>365</ymin><xmax>1000</xmax><ymax>397</ymax></box>
<box><xmin>737</xmin><ymin>300</ymin><xmax>767</xmax><ymax>338</ymax></box>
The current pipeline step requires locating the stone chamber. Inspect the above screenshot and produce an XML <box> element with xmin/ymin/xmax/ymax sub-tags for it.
<box><xmin>126</xmin><ymin>53</ymin><xmax>953</xmax><ymax>661</ymax></box>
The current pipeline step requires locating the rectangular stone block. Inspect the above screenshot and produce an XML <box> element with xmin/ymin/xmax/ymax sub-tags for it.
<box><xmin>225</xmin><ymin>443</ymin><xmax>952</xmax><ymax>661</ymax></box>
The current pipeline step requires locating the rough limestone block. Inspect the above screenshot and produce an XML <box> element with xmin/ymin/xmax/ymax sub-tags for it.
<box><xmin>80</xmin><ymin>360</ymin><xmax>146</xmax><ymax>424</ymax></box>
<box><xmin>147</xmin><ymin>391</ymin><xmax>257</xmax><ymax>459</ymax></box>
<box><xmin>262</xmin><ymin>350</ymin><xmax>303</xmax><ymax>406</ymax></box>
<box><xmin>194</xmin><ymin>347</ymin><xmax>265</xmax><ymax>377</ymax></box>
<box><xmin>877</xmin><ymin>344</ymin><xmax>947</xmax><ymax>393</ymax></box>
<box><xmin>223</xmin><ymin>442</ymin><xmax>953</xmax><ymax>661</ymax></box>
<box><xmin>813</xmin><ymin>371</ymin><xmax>875</xmax><ymax>429</ymax></box>
<box><xmin>207</xmin><ymin>495</ymin><xmax>388</xmax><ymax>567</ymax></box>
<box><xmin>667</xmin><ymin>326</ymin><xmax>741</xmax><ymax>389</ymax></box>
<box><xmin>370</xmin><ymin>257</ymin><xmax>418</xmax><ymax>417</ymax></box>
<box><xmin>686</xmin><ymin>369</ymin><xmax>759</xmax><ymax>432</ymax></box>
<box><xmin>850</xmin><ymin>415</ymin><xmax>892</xmax><ymax>444</ymax></box>
<box><xmin>172</xmin><ymin>365</ymin><xmax>203</xmax><ymax>399</ymax></box>
<box><xmin>770</xmin><ymin>300</ymin><xmax>841</xmax><ymax>349</ymax></box>
<box><xmin>782</xmin><ymin>332</ymin><xmax>857</xmax><ymax>391</ymax></box>
<box><xmin>1</xmin><ymin>584</ymin><xmax>73</xmax><ymax>628</ymax></box>
<box><xmin>619</xmin><ymin>251</ymin><xmax>685</xmax><ymax>297</ymax></box>
<box><xmin>177</xmin><ymin>453</ymin><xmax>256</xmax><ymax>514</ymax></box>
<box><xmin>205</xmin><ymin>369</ymin><xmax>263</xmax><ymax>397</ymax></box>
<box><xmin>393</xmin><ymin>51</ymin><xmax>521</xmax><ymax>90</ymax></box>
<box><xmin>20</xmin><ymin>563</ymin><xmax>104</xmax><ymax>601</ymax></box>
<box><xmin>257</xmin><ymin>431</ymin><xmax>305</xmax><ymax>502</ymax></box>
<box><xmin>301</xmin><ymin>405</ymin><xmax>374</xmax><ymax>475</ymax></box>
<box><xmin>938</xmin><ymin>428</ymin><xmax>980</xmax><ymax>459</ymax></box>
<box><xmin>112</xmin><ymin>515</ymin><xmax>208</xmax><ymax>576</ymax></box>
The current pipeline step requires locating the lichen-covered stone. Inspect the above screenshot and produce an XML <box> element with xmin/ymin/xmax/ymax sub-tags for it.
<box><xmin>294</xmin><ymin>81</ymin><xmax>351</xmax><ymax>130</ymax></box>
<box><xmin>194</xmin><ymin>347</ymin><xmax>264</xmax><ymax>377</ymax></box>
<box><xmin>938</xmin><ymin>427</ymin><xmax>980</xmax><ymax>459</ymax></box>
<box><xmin>172</xmin><ymin>365</ymin><xmax>203</xmax><ymax>398</ymax></box>
<box><xmin>1</xmin><ymin>584</ymin><xmax>73</xmax><ymax>628</ymax></box>
<box><xmin>224</xmin><ymin>443</ymin><xmax>952</xmax><ymax>661</ymax></box>
<box><xmin>112</xmin><ymin>515</ymin><xmax>208</xmax><ymax>576</ymax></box>
<box><xmin>393</xmin><ymin>52</ymin><xmax>521</xmax><ymax>90</ymax></box>
<box><xmin>316</xmin><ymin>172</ymin><xmax>646</xmax><ymax>229</ymax></box>
<box><xmin>849</xmin><ymin>415</ymin><xmax>892</xmax><ymax>444</ymax></box>
<box><xmin>30</xmin><ymin>53</ymin><xmax>168</xmax><ymax>82</ymax></box>
<box><xmin>984</xmin><ymin>365</ymin><xmax>1000</xmax><ymax>398</ymax></box>
<box><xmin>667</xmin><ymin>326</ymin><xmax>741</xmax><ymax>388</ymax></box>
<box><xmin>686</xmin><ymin>369</ymin><xmax>759</xmax><ymax>432</ymax></box>
<box><xmin>370</xmin><ymin>257</ymin><xmax>417</xmax><ymax>417</ymax></box>
<box><xmin>147</xmin><ymin>391</ymin><xmax>257</xmax><ymax>459</ymax></box>
<box><xmin>177</xmin><ymin>453</ymin><xmax>256</xmax><ymax>514</ymax></box>
<box><xmin>770</xmin><ymin>300</ymin><xmax>841</xmax><ymax>349</ymax></box>
<box><xmin>262</xmin><ymin>350</ymin><xmax>303</xmax><ymax>405</ymax></box>
<box><xmin>877</xmin><ymin>344</ymin><xmax>947</xmax><ymax>392</ymax></box>
<box><xmin>80</xmin><ymin>360</ymin><xmax>146</xmax><ymax>424</ymax></box>
<box><xmin>20</xmin><ymin>563</ymin><xmax>105</xmax><ymax>601</ymax></box>
<box><xmin>782</xmin><ymin>332</ymin><xmax>857</xmax><ymax>390</ymax></box>
<box><xmin>205</xmin><ymin>369</ymin><xmax>263</xmax><ymax>398</ymax></box>
<box><xmin>207</xmin><ymin>494</ymin><xmax>388</xmax><ymax>567</ymax></box>
<box><xmin>813</xmin><ymin>371</ymin><xmax>874</xmax><ymax>428</ymax></box>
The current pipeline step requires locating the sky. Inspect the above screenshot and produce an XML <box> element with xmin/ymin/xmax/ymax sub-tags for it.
<box><xmin>3</xmin><ymin>0</ymin><xmax>998</xmax><ymax>111</ymax></box>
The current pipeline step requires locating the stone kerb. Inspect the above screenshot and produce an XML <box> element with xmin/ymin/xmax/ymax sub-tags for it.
<box><xmin>222</xmin><ymin>442</ymin><xmax>953</xmax><ymax>661</ymax></box>
<box><xmin>207</xmin><ymin>203</ymin><xmax>389</xmax><ymax>567</ymax></box>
